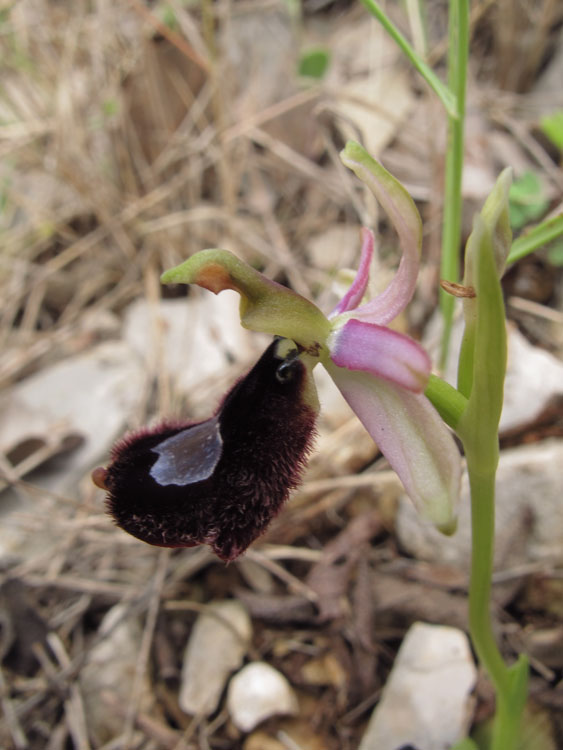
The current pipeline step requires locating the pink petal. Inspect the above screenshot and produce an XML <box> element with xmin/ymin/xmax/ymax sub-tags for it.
<box><xmin>340</xmin><ymin>142</ymin><xmax>422</xmax><ymax>326</ymax></box>
<box><xmin>325</xmin><ymin>362</ymin><xmax>461</xmax><ymax>531</ymax></box>
<box><xmin>330</xmin><ymin>228</ymin><xmax>374</xmax><ymax>316</ymax></box>
<box><xmin>329</xmin><ymin>319</ymin><xmax>431</xmax><ymax>392</ymax></box>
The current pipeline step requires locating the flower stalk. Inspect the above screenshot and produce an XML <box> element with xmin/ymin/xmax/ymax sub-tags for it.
<box><xmin>428</xmin><ymin>171</ymin><xmax>529</xmax><ymax>750</ymax></box>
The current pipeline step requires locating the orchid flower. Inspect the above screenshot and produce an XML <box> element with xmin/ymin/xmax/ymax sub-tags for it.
<box><xmin>93</xmin><ymin>141</ymin><xmax>461</xmax><ymax>560</ymax></box>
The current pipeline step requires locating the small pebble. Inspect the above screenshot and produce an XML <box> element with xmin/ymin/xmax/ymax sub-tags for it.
<box><xmin>227</xmin><ymin>661</ymin><xmax>298</xmax><ymax>732</ymax></box>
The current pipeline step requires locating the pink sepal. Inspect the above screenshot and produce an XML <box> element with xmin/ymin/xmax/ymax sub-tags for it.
<box><xmin>325</xmin><ymin>362</ymin><xmax>461</xmax><ymax>529</ymax></box>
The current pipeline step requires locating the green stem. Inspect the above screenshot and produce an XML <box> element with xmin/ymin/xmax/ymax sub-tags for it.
<box><xmin>359</xmin><ymin>0</ymin><xmax>457</xmax><ymax>117</ymax></box>
<box><xmin>456</xmin><ymin>209</ymin><xmax>528</xmax><ymax>748</ymax></box>
<box><xmin>466</xmin><ymin>467</ymin><xmax>510</xmax><ymax>696</ymax></box>
<box><xmin>439</xmin><ymin>0</ymin><xmax>469</xmax><ymax>369</ymax></box>
<box><xmin>465</xmin><ymin>463</ymin><xmax>528</xmax><ymax>750</ymax></box>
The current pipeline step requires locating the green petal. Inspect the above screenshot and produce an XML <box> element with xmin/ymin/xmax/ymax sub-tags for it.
<box><xmin>161</xmin><ymin>249</ymin><xmax>330</xmax><ymax>354</ymax></box>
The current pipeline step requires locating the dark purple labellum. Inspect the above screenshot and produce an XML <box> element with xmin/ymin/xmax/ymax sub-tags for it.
<box><xmin>93</xmin><ymin>339</ymin><xmax>317</xmax><ymax>561</ymax></box>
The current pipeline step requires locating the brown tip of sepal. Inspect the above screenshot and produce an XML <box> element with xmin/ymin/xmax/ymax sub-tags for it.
<box><xmin>99</xmin><ymin>340</ymin><xmax>317</xmax><ymax>561</ymax></box>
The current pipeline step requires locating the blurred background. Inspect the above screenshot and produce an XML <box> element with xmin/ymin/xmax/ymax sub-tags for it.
<box><xmin>0</xmin><ymin>1</ymin><xmax>562</xmax><ymax>748</ymax></box>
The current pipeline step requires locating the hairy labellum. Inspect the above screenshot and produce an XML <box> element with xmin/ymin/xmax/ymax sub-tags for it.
<box><xmin>93</xmin><ymin>339</ymin><xmax>317</xmax><ymax>561</ymax></box>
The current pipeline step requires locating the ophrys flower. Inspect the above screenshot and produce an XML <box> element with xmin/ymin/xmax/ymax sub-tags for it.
<box><xmin>93</xmin><ymin>141</ymin><xmax>461</xmax><ymax>558</ymax></box>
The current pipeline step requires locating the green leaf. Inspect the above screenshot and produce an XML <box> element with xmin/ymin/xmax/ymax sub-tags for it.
<box><xmin>158</xmin><ymin>4</ymin><xmax>179</xmax><ymax>31</ymax></box>
<box><xmin>540</xmin><ymin>109</ymin><xmax>563</xmax><ymax>151</ymax></box>
<box><xmin>507</xmin><ymin>655</ymin><xmax>529</xmax><ymax>726</ymax></box>
<box><xmin>359</xmin><ymin>0</ymin><xmax>458</xmax><ymax>117</ymax></box>
<box><xmin>298</xmin><ymin>48</ymin><xmax>330</xmax><ymax>79</ymax></box>
<box><xmin>102</xmin><ymin>98</ymin><xmax>119</xmax><ymax>117</ymax></box>
<box><xmin>471</xmin><ymin>167</ymin><xmax>512</xmax><ymax>280</ymax></box>
<box><xmin>508</xmin><ymin>213</ymin><xmax>563</xmax><ymax>264</ymax></box>
<box><xmin>457</xmin><ymin>215</ymin><xmax>506</xmax><ymax>472</ymax></box>
<box><xmin>509</xmin><ymin>171</ymin><xmax>549</xmax><ymax>231</ymax></box>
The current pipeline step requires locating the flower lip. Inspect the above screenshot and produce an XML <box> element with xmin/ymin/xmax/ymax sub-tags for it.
<box><xmin>96</xmin><ymin>338</ymin><xmax>318</xmax><ymax>561</ymax></box>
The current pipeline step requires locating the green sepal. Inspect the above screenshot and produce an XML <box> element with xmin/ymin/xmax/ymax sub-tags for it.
<box><xmin>161</xmin><ymin>249</ymin><xmax>330</xmax><ymax>354</ymax></box>
<box><xmin>340</xmin><ymin>140</ymin><xmax>423</xmax><ymax>263</ymax></box>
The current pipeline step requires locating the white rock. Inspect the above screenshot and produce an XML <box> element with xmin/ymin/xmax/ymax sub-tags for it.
<box><xmin>227</xmin><ymin>661</ymin><xmax>298</xmax><ymax>733</ymax></box>
<box><xmin>0</xmin><ymin>342</ymin><xmax>146</xmax><ymax>561</ymax></box>
<box><xmin>428</xmin><ymin>319</ymin><xmax>563</xmax><ymax>433</ymax></box>
<box><xmin>123</xmin><ymin>294</ymin><xmax>253</xmax><ymax>399</ymax></box>
<box><xmin>358</xmin><ymin>622</ymin><xmax>476</xmax><ymax>750</ymax></box>
<box><xmin>179</xmin><ymin>600</ymin><xmax>252</xmax><ymax>716</ymax></box>
<box><xmin>80</xmin><ymin>604</ymin><xmax>152</xmax><ymax>745</ymax></box>
<box><xmin>396</xmin><ymin>439</ymin><xmax>563</xmax><ymax>568</ymax></box>
<box><xmin>0</xmin><ymin>341</ymin><xmax>145</xmax><ymax>487</ymax></box>
<box><xmin>500</xmin><ymin>325</ymin><xmax>563</xmax><ymax>432</ymax></box>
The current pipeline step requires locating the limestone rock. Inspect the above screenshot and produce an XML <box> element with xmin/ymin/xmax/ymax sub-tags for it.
<box><xmin>396</xmin><ymin>439</ymin><xmax>563</xmax><ymax>569</ymax></box>
<box><xmin>227</xmin><ymin>661</ymin><xmax>298</xmax><ymax>733</ymax></box>
<box><xmin>179</xmin><ymin>600</ymin><xmax>252</xmax><ymax>716</ymax></box>
<box><xmin>123</xmin><ymin>295</ymin><xmax>253</xmax><ymax>402</ymax></box>
<box><xmin>0</xmin><ymin>342</ymin><xmax>146</xmax><ymax>561</ymax></box>
<box><xmin>358</xmin><ymin>622</ymin><xmax>476</xmax><ymax>750</ymax></box>
<box><xmin>80</xmin><ymin>604</ymin><xmax>152</xmax><ymax>745</ymax></box>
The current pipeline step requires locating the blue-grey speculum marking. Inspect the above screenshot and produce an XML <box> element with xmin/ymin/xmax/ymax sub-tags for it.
<box><xmin>150</xmin><ymin>416</ymin><xmax>223</xmax><ymax>486</ymax></box>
